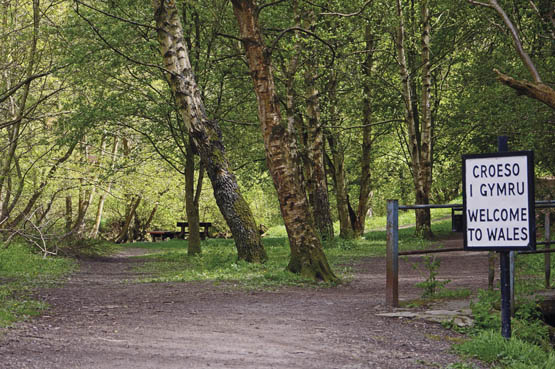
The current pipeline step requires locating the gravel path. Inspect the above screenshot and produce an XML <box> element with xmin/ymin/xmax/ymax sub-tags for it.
<box><xmin>0</xmin><ymin>242</ymin><xmax>490</xmax><ymax>368</ymax></box>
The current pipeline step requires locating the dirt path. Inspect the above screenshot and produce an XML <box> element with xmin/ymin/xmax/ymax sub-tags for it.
<box><xmin>0</xmin><ymin>242</ymin><xmax>491</xmax><ymax>369</ymax></box>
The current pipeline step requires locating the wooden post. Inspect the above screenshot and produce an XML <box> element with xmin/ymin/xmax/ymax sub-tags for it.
<box><xmin>546</xmin><ymin>212</ymin><xmax>551</xmax><ymax>289</ymax></box>
<box><xmin>386</xmin><ymin>200</ymin><xmax>399</xmax><ymax>307</ymax></box>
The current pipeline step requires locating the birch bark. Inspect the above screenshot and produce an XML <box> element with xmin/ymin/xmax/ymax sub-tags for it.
<box><xmin>231</xmin><ymin>0</ymin><xmax>336</xmax><ymax>281</ymax></box>
<box><xmin>152</xmin><ymin>0</ymin><xmax>266</xmax><ymax>262</ymax></box>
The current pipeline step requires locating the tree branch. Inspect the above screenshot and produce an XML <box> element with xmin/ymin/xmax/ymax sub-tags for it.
<box><xmin>494</xmin><ymin>69</ymin><xmax>555</xmax><ymax>109</ymax></box>
<box><xmin>74</xmin><ymin>0</ymin><xmax>157</xmax><ymax>30</ymax></box>
<box><xmin>468</xmin><ymin>0</ymin><xmax>542</xmax><ymax>83</ymax></box>
<box><xmin>466</xmin><ymin>0</ymin><xmax>493</xmax><ymax>9</ymax></box>
<box><xmin>257</xmin><ymin>0</ymin><xmax>288</xmax><ymax>15</ymax></box>
<box><xmin>267</xmin><ymin>26</ymin><xmax>335</xmax><ymax>74</ymax></box>
<box><xmin>320</xmin><ymin>0</ymin><xmax>373</xmax><ymax>17</ymax></box>
<box><xmin>74</xmin><ymin>5</ymin><xmax>171</xmax><ymax>75</ymax></box>
<box><xmin>0</xmin><ymin>66</ymin><xmax>66</xmax><ymax>104</ymax></box>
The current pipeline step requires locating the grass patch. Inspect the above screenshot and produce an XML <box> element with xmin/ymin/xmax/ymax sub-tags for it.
<box><xmin>454</xmin><ymin>330</ymin><xmax>555</xmax><ymax>369</ymax></box>
<box><xmin>132</xmin><ymin>238</ymin><xmax>318</xmax><ymax>288</ymax></box>
<box><xmin>449</xmin><ymin>285</ymin><xmax>555</xmax><ymax>367</ymax></box>
<box><xmin>127</xmin><ymin>219</ymin><xmax>454</xmax><ymax>289</ymax></box>
<box><xmin>0</xmin><ymin>242</ymin><xmax>76</xmax><ymax>327</ymax></box>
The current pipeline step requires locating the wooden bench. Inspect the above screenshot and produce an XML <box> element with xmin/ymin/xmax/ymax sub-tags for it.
<box><xmin>176</xmin><ymin>222</ymin><xmax>212</xmax><ymax>240</ymax></box>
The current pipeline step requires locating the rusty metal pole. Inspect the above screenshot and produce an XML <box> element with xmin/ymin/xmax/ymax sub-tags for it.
<box><xmin>386</xmin><ymin>200</ymin><xmax>399</xmax><ymax>307</ymax></box>
<box><xmin>546</xmin><ymin>212</ymin><xmax>551</xmax><ymax>289</ymax></box>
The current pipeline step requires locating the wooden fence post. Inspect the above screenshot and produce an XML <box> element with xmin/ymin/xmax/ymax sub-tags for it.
<box><xmin>386</xmin><ymin>200</ymin><xmax>399</xmax><ymax>307</ymax></box>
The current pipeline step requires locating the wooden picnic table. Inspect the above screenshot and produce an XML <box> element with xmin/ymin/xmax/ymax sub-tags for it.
<box><xmin>177</xmin><ymin>222</ymin><xmax>212</xmax><ymax>240</ymax></box>
<box><xmin>148</xmin><ymin>222</ymin><xmax>212</xmax><ymax>242</ymax></box>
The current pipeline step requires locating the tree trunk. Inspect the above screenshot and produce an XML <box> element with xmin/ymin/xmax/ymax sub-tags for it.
<box><xmin>152</xmin><ymin>0</ymin><xmax>266</xmax><ymax>262</ymax></box>
<box><xmin>304</xmin><ymin>69</ymin><xmax>334</xmax><ymax>241</ymax></box>
<box><xmin>417</xmin><ymin>0</ymin><xmax>433</xmax><ymax>239</ymax></box>
<box><xmin>354</xmin><ymin>25</ymin><xmax>375</xmax><ymax>238</ymax></box>
<box><xmin>91</xmin><ymin>136</ymin><xmax>119</xmax><ymax>238</ymax></box>
<box><xmin>326</xmin><ymin>73</ymin><xmax>354</xmax><ymax>240</ymax></box>
<box><xmin>231</xmin><ymin>0</ymin><xmax>336</xmax><ymax>281</ymax></box>
<box><xmin>65</xmin><ymin>195</ymin><xmax>72</xmax><ymax>234</ymax></box>
<box><xmin>143</xmin><ymin>202</ymin><xmax>158</xmax><ymax>236</ymax></box>
<box><xmin>7</xmin><ymin>141</ymin><xmax>78</xmax><ymax>230</ymax></box>
<box><xmin>73</xmin><ymin>189</ymin><xmax>92</xmax><ymax>237</ymax></box>
<box><xmin>395</xmin><ymin>0</ymin><xmax>433</xmax><ymax>238</ymax></box>
<box><xmin>0</xmin><ymin>0</ymin><xmax>39</xmax><ymax>226</ymax></box>
<box><xmin>114</xmin><ymin>196</ymin><xmax>141</xmax><ymax>244</ymax></box>
<box><xmin>185</xmin><ymin>137</ymin><xmax>201</xmax><ymax>255</ymax></box>
<box><xmin>467</xmin><ymin>1</ymin><xmax>555</xmax><ymax>109</ymax></box>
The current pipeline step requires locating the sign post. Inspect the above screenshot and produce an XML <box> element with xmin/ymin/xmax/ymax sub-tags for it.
<box><xmin>463</xmin><ymin>138</ymin><xmax>535</xmax><ymax>339</ymax></box>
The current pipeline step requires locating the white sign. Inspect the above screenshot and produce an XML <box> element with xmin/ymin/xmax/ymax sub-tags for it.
<box><xmin>463</xmin><ymin>152</ymin><xmax>535</xmax><ymax>250</ymax></box>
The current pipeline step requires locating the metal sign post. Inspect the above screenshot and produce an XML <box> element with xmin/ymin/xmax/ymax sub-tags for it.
<box><xmin>463</xmin><ymin>137</ymin><xmax>535</xmax><ymax>339</ymax></box>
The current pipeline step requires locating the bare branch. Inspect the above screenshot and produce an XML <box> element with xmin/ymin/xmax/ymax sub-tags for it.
<box><xmin>327</xmin><ymin>119</ymin><xmax>404</xmax><ymax>132</ymax></box>
<box><xmin>466</xmin><ymin>0</ymin><xmax>493</xmax><ymax>9</ymax></box>
<box><xmin>468</xmin><ymin>0</ymin><xmax>542</xmax><ymax>83</ymax></box>
<box><xmin>528</xmin><ymin>0</ymin><xmax>555</xmax><ymax>40</ymax></box>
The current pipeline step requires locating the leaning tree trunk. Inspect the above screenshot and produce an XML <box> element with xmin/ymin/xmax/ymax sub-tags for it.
<box><xmin>185</xmin><ymin>136</ymin><xmax>202</xmax><ymax>255</ymax></box>
<box><xmin>493</xmin><ymin>69</ymin><xmax>555</xmax><ymax>109</ymax></box>
<box><xmin>7</xmin><ymin>141</ymin><xmax>77</xmax><ymax>230</ymax></box>
<box><xmin>152</xmin><ymin>0</ymin><xmax>266</xmax><ymax>262</ymax></box>
<box><xmin>114</xmin><ymin>195</ymin><xmax>141</xmax><ymax>244</ymax></box>
<box><xmin>231</xmin><ymin>0</ymin><xmax>336</xmax><ymax>281</ymax></box>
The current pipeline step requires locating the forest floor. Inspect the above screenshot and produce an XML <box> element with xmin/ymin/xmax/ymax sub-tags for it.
<box><xmin>0</xmin><ymin>236</ymin><xmax>491</xmax><ymax>369</ymax></box>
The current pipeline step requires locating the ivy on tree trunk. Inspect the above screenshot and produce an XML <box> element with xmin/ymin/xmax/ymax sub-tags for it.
<box><xmin>152</xmin><ymin>0</ymin><xmax>266</xmax><ymax>263</ymax></box>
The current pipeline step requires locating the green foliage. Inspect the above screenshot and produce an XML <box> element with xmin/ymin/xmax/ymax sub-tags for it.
<box><xmin>465</xmin><ymin>290</ymin><xmax>553</xmax><ymax>357</ymax></box>
<box><xmin>127</xmin><ymin>219</ymin><xmax>454</xmax><ymax>289</ymax></box>
<box><xmin>454</xmin><ymin>330</ymin><xmax>555</xmax><ymax>369</ymax></box>
<box><xmin>444</xmin><ymin>363</ymin><xmax>480</xmax><ymax>369</ymax></box>
<box><xmin>411</xmin><ymin>254</ymin><xmax>451</xmax><ymax>298</ymax></box>
<box><xmin>470</xmin><ymin>290</ymin><xmax>501</xmax><ymax>331</ymax></box>
<box><xmin>0</xmin><ymin>243</ymin><xmax>76</xmax><ymax>327</ymax></box>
